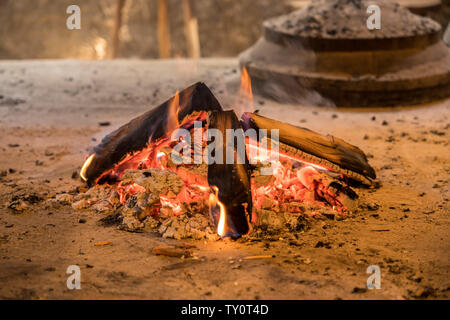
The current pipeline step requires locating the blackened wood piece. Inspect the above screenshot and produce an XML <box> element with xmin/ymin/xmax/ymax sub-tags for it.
<box><xmin>85</xmin><ymin>82</ymin><xmax>222</xmax><ymax>185</ymax></box>
<box><xmin>242</xmin><ymin>112</ymin><xmax>376</xmax><ymax>180</ymax></box>
<box><xmin>207</xmin><ymin>110</ymin><xmax>252</xmax><ymax>236</ymax></box>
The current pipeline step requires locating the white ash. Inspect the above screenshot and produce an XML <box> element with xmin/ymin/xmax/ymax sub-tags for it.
<box><xmin>71</xmin><ymin>168</ymin><xmax>218</xmax><ymax>239</ymax></box>
<box><xmin>67</xmin><ymin>164</ymin><xmax>359</xmax><ymax>239</ymax></box>
<box><xmin>121</xmin><ymin>169</ymin><xmax>184</xmax><ymax>195</ymax></box>
<box><xmin>54</xmin><ymin>193</ymin><xmax>74</xmax><ymax>204</ymax></box>
<box><xmin>266</xmin><ymin>0</ymin><xmax>441</xmax><ymax>39</ymax></box>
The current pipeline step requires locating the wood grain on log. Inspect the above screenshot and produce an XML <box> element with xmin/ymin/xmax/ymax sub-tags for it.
<box><xmin>207</xmin><ymin>110</ymin><xmax>252</xmax><ymax>236</ymax></box>
<box><xmin>84</xmin><ymin>82</ymin><xmax>222</xmax><ymax>185</ymax></box>
<box><xmin>242</xmin><ymin>112</ymin><xmax>376</xmax><ymax>183</ymax></box>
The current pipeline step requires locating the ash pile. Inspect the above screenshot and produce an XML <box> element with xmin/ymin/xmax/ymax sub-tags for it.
<box><xmin>240</xmin><ymin>0</ymin><xmax>450</xmax><ymax>107</ymax></box>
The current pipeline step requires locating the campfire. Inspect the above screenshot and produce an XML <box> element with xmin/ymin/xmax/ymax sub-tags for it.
<box><xmin>75</xmin><ymin>81</ymin><xmax>376</xmax><ymax>239</ymax></box>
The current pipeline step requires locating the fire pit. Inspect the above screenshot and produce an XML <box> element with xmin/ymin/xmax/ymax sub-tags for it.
<box><xmin>73</xmin><ymin>82</ymin><xmax>376</xmax><ymax>239</ymax></box>
<box><xmin>239</xmin><ymin>0</ymin><xmax>450</xmax><ymax>107</ymax></box>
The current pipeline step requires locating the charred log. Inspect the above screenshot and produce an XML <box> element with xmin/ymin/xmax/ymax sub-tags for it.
<box><xmin>207</xmin><ymin>110</ymin><xmax>252</xmax><ymax>236</ymax></box>
<box><xmin>84</xmin><ymin>82</ymin><xmax>222</xmax><ymax>185</ymax></box>
<box><xmin>241</xmin><ymin>112</ymin><xmax>376</xmax><ymax>184</ymax></box>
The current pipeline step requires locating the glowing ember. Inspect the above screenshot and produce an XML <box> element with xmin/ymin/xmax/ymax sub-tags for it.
<box><xmin>160</xmin><ymin>196</ymin><xmax>183</xmax><ymax>215</ymax></box>
<box><xmin>251</xmin><ymin>157</ymin><xmax>355</xmax><ymax>220</ymax></box>
<box><xmin>216</xmin><ymin>201</ymin><xmax>227</xmax><ymax>237</ymax></box>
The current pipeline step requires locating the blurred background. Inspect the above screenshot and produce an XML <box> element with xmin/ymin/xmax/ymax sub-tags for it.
<box><xmin>0</xmin><ymin>0</ymin><xmax>448</xmax><ymax>60</ymax></box>
<box><xmin>0</xmin><ymin>0</ymin><xmax>291</xmax><ymax>59</ymax></box>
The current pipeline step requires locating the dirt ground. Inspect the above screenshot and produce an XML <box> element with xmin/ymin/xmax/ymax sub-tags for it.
<box><xmin>0</xmin><ymin>59</ymin><xmax>448</xmax><ymax>300</ymax></box>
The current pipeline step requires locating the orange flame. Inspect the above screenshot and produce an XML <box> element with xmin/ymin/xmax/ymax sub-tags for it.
<box><xmin>209</xmin><ymin>186</ymin><xmax>227</xmax><ymax>237</ymax></box>
<box><xmin>216</xmin><ymin>200</ymin><xmax>226</xmax><ymax>237</ymax></box>
<box><xmin>239</xmin><ymin>67</ymin><xmax>253</xmax><ymax>114</ymax></box>
<box><xmin>80</xmin><ymin>154</ymin><xmax>95</xmax><ymax>181</ymax></box>
<box><xmin>166</xmin><ymin>90</ymin><xmax>180</xmax><ymax>133</ymax></box>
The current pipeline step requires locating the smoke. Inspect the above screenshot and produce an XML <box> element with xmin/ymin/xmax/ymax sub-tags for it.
<box><xmin>238</xmin><ymin>38</ymin><xmax>336</xmax><ymax>108</ymax></box>
<box><xmin>256</xmin><ymin>75</ymin><xmax>335</xmax><ymax>107</ymax></box>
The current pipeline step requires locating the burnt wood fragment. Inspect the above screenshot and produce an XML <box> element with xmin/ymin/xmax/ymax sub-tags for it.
<box><xmin>241</xmin><ymin>112</ymin><xmax>376</xmax><ymax>183</ymax></box>
<box><xmin>207</xmin><ymin>110</ymin><xmax>252</xmax><ymax>236</ymax></box>
<box><xmin>84</xmin><ymin>82</ymin><xmax>222</xmax><ymax>185</ymax></box>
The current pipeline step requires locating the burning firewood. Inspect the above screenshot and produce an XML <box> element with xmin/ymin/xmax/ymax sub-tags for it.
<box><xmin>207</xmin><ymin>110</ymin><xmax>253</xmax><ymax>237</ymax></box>
<box><xmin>76</xmin><ymin>82</ymin><xmax>377</xmax><ymax>239</ymax></box>
<box><xmin>82</xmin><ymin>82</ymin><xmax>222</xmax><ymax>185</ymax></box>
<box><xmin>241</xmin><ymin>112</ymin><xmax>376</xmax><ymax>185</ymax></box>
<box><xmin>94</xmin><ymin>240</ymin><xmax>112</xmax><ymax>246</ymax></box>
<box><xmin>243</xmin><ymin>255</ymin><xmax>274</xmax><ymax>260</ymax></box>
<box><xmin>152</xmin><ymin>244</ymin><xmax>194</xmax><ymax>258</ymax></box>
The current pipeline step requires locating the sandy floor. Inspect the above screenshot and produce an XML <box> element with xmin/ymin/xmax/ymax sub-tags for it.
<box><xmin>0</xmin><ymin>59</ymin><xmax>449</xmax><ymax>299</ymax></box>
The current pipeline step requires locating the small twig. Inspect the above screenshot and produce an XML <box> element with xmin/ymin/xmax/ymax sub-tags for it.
<box><xmin>152</xmin><ymin>245</ymin><xmax>193</xmax><ymax>258</ymax></box>
<box><xmin>94</xmin><ymin>240</ymin><xmax>111</xmax><ymax>246</ymax></box>
<box><xmin>243</xmin><ymin>255</ymin><xmax>274</xmax><ymax>260</ymax></box>
<box><xmin>110</xmin><ymin>0</ymin><xmax>126</xmax><ymax>59</ymax></box>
